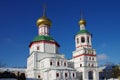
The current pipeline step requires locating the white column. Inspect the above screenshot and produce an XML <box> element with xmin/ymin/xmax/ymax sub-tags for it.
<box><xmin>38</xmin><ymin>25</ymin><xmax>49</xmax><ymax>35</ymax></box>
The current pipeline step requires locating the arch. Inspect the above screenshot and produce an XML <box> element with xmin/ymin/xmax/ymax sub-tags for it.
<box><xmin>65</xmin><ymin>73</ymin><xmax>68</xmax><ymax>77</ymax></box>
<box><xmin>88</xmin><ymin>64</ymin><xmax>90</xmax><ymax>67</ymax></box>
<box><xmin>81</xmin><ymin>37</ymin><xmax>85</xmax><ymax>43</ymax></box>
<box><xmin>73</xmin><ymin>73</ymin><xmax>75</xmax><ymax>77</ymax></box>
<box><xmin>57</xmin><ymin>61</ymin><xmax>60</xmax><ymax>66</ymax></box>
<box><xmin>38</xmin><ymin>75</ymin><xmax>40</xmax><ymax>78</ymax></box>
<box><xmin>56</xmin><ymin>73</ymin><xmax>59</xmax><ymax>77</ymax></box>
<box><xmin>80</xmin><ymin>64</ymin><xmax>82</xmax><ymax>67</ymax></box>
<box><xmin>50</xmin><ymin>61</ymin><xmax>52</xmax><ymax>66</ymax></box>
<box><xmin>88</xmin><ymin>71</ymin><xmax>93</xmax><ymax>79</ymax></box>
<box><xmin>91</xmin><ymin>64</ymin><xmax>94</xmax><ymax>67</ymax></box>
<box><xmin>89</xmin><ymin>57</ymin><xmax>91</xmax><ymax>60</ymax></box>
<box><xmin>92</xmin><ymin>51</ymin><xmax>94</xmax><ymax>54</ymax></box>
<box><xmin>80</xmin><ymin>72</ymin><xmax>83</xmax><ymax>80</ymax></box>
<box><xmin>64</xmin><ymin>62</ymin><xmax>66</xmax><ymax>66</ymax></box>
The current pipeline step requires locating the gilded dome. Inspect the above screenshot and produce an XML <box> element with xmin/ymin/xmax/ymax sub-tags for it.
<box><xmin>79</xmin><ymin>19</ymin><xmax>86</xmax><ymax>25</ymax></box>
<box><xmin>36</xmin><ymin>16</ymin><xmax>52</xmax><ymax>27</ymax></box>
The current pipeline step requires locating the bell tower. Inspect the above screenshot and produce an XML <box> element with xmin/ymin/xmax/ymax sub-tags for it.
<box><xmin>75</xmin><ymin>14</ymin><xmax>92</xmax><ymax>50</ymax></box>
<box><xmin>72</xmin><ymin>14</ymin><xmax>99</xmax><ymax>80</ymax></box>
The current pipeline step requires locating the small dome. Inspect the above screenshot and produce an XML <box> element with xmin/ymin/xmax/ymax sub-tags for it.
<box><xmin>79</xmin><ymin>19</ymin><xmax>86</xmax><ymax>25</ymax></box>
<box><xmin>36</xmin><ymin>16</ymin><xmax>52</xmax><ymax>27</ymax></box>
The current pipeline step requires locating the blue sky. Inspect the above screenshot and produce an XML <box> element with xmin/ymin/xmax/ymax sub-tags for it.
<box><xmin>0</xmin><ymin>0</ymin><xmax>120</xmax><ymax>67</ymax></box>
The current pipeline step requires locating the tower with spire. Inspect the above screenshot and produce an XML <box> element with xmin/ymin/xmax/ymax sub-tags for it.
<box><xmin>72</xmin><ymin>14</ymin><xmax>99</xmax><ymax>80</ymax></box>
<box><xmin>26</xmin><ymin>6</ymin><xmax>77</xmax><ymax>80</ymax></box>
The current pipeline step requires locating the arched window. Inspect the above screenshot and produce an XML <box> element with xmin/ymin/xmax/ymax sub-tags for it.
<box><xmin>38</xmin><ymin>75</ymin><xmax>40</xmax><ymax>78</ymax></box>
<box><xmin>57</xmin><ymin>61</ymin><xmax>60</xmax><ymax>66</ymax></box>
<box><xmin>91</xmin><ymin>64</ymin><xmax>94</xmax><ymax>67</ymax></box>
<box><xmin>87</xmin><ymin>36</ymin><xmax>89</xmax><ymax>43</ymax></box>
<box><xmin>73</xmin><ymin>73</ymin><xmax>75</xmax><ymax>77</ymax></box>
<box><xmin>77</xmin><ymin>38</ymin><xmax>79</xmax><ymax>44</ymax></box>
<box><xmin>50</xmin><ymin>61</ymin><xmax>52</xmax><ymax>66</ymax></box>
<box><xmin>81</xmin><ymin>37</ymin><xmax>85</xmax><ymax>43</ymax></box>
<box><xmin>65</xmin><ymin>73</ymin><xmax>67</xmax><ymax>77</ymax></box>
<box><xmin>80</xmin><ymin>64</ymin><xmax>82</xmax><ymax>67</ymax></box>
<box><xmin>89</xmin><ymin>57</ymin><xmax>91</xmax><ymax>60</ymax></box>
<box><xmin>92</xmin><ymin>57</ymin><xmax>94</xmax><ymax>60</ymax></box>
<box><xmin>92</xmin><ymin>51</ymin><xmax>94</xmax><ymax>54</ymax></box>
<box><xmin>56</xmin><ymin>73</ymin><xmax>59</xmax><ymax>77</ymax></box>
<box><xmin>88</xmin><ymin>71</ymin><xmax>93</xmax><ymax>79</ymax></box>
<box><xmin>80</xmin><ymin>72</ymin><xmax>83</xmax><ymax>80</ymax></box>
<box><xmin>88</xmin><ymin>64</ymin><xmax>90</xmax><ymax>67</ymax></box>
<box><xmin>64</xmin><ymin>62</ymin><xmax>66</xmax><ymax>66</ymax></box>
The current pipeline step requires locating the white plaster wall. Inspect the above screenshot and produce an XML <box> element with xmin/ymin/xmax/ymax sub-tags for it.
<box><xmin>30</xmin><ymin>42</ymin><xmax>58</xmax><ymax>54</ymax></box>
<box><xmin>30</xmin><ymin>43</ymin><xmax>45</xmax><ymax>53</ymax></box>
<box><xmin>72</xmin><ymin>48</ymin><xmax>84</xmax><ymax>57</ymax></box>
<box><xmin>35</xmin><ymin>52</ymin><xmax>64</xmax><ymax>63</ymax></box>
<box><xmin>27</xmin><ymin>54</ymin><xmax>35</xmax><ymax>69</ymax></box>
<box><xmin>44</xmin><ymin>43</ymin><xmax>56</xmax><ymax>53</ymax></box>
<box><xmin>49</xmin><ymin>70</ymin><xmax>57</xmax><ymax>80</ymax></box>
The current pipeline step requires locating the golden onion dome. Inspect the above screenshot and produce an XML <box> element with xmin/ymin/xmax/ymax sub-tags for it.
<box><xmin>79</xmin><ymin>19</ymin><xmax>86</xmax><ymax>25</ymax></box>
<box><xmin>36</xmin><ymin>16</ymin><xmax>52</xmax><ymax>27</ymax></box>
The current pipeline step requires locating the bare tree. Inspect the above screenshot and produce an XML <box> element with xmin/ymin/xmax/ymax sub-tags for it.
<box><xmin>111</xmin><ymin>65</ymin><xmax>120</xmax><ymax>78</ymax></box>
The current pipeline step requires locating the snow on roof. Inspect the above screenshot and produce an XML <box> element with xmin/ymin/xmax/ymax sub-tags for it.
<box><xmin>0</xmin><ymin>68</ymin><xmax>26</xmax><ymax>72</ymax></box>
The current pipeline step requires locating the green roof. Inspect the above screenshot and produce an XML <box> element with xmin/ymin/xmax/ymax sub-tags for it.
<box><xmin>77</xmin><ymin>30</ymin><xmax>90</xmax><ymax>35</ymax></box>
<box><xmin>32</xmin><ymin>35</ymin><xmax>54</xmax><ymax>42</ymax></box>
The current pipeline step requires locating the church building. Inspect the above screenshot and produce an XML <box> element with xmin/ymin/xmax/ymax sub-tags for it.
<box><xmin>26</xmin><ymin>7</ymin><xmax>99</xmax><ymax>80</ymax></box>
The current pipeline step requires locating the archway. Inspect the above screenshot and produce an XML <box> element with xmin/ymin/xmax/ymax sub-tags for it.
<box><xmin>80</xmin><ymin>72</ymin><xmax>83</xmax><ymax>80</ymax></box>
<box><xmin>88</xmin><ymin>71</ymin><xmax>93</xmax><ymax>80</ymax></box>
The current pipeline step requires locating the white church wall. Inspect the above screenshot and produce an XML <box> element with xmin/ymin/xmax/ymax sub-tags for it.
<box><xmin>45</xmin><ymin>43</ymin><xmax>56</xmax><ymax>53</ymax></box>
<box><xmin>27</xmin><ymin>54</ymin><xmax>35</xmax><ymax>69</ymax></box>
<box><xmin>30</xmin><ymin>43</ymin><xmax>45</xmax><ymax>53</ymax></box>
<box><xmin>39</xmin><ymin>57</ymin><xmax>69</xmax><ymax>70</ymax></box>
<box><xmin>35</xmin><ymin>52</ymin><xmax>65</xmax><ymax>62</ymax></box>
<box><xmin>49</xmin><ymin>70</ymin><xmax>58</xmax><ymax>80</ymax></box>
<box><xmin>72</xmin><ymin>49</ymin><xmax>84</xmax><ymax>57</ymax></box>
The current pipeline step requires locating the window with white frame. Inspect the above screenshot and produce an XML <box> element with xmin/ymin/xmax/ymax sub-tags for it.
<box><xmin>64</xmin><ymin>62</ymin><xmax>66</xmax><ymax>66</ymax></box>
<box><xmin>50</xmin><ymin>61</ymin><xmax>52</xmax><ymax>66</ymax></box>
<box><xmin>65</xmin><ymin>73</ymin><xmax>68</xmax><ymax>77</ymax></box>
<box><xmin>57</xmin><ymin>61</ymin><xmax>60</xmax><ymax>66</ymax></box>
<box><xmin>56</xmin><ymin>73</ymin><xmax>59</xmax><ymax>77</ymax></box>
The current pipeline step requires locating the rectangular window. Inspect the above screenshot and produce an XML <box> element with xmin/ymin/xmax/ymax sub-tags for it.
<box><xmin>65</xmin><ymin>73</ymin><xmax>67</xmax><ymax>77</ymax></box>
<box><xmin>50</xmin><ymin>61</ymin><xmax>52</xmax><ymax>66</ymax></box>
<box><xmin>37</xmin><ymin>46</ymin><xmax>39</xmax><ymax>50</ymax></box>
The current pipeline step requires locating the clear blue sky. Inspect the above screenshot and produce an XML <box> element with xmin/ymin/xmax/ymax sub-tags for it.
<box><xmin>0</xmin><ymin>0</ymin><xmax>120</xmax><ymax>67</ymax></box>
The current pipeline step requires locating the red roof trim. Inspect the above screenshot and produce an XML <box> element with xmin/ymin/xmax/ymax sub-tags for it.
<box><xmin>73</xmin><ymin>54</ymin><xmax>96</xmax><ymax>58</ymax></box>
<box><xmin>76</xmin><ymin>45</ymin><xmax>91</xmax><ymax>48</ymax></box>
<box><xmin>29</xmin><ymin>40</ymin><xmax>60</xmax><ymax>48</ymax></box>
